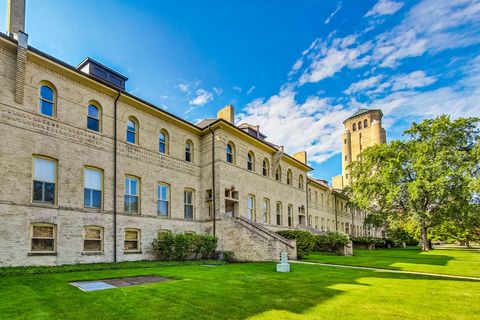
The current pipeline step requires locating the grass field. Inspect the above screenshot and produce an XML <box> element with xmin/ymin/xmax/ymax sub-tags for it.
<box><xmin>0</xmin><ymin>249</ymin><xmax>479</xmax><ymax>320</ymax></box>
<box><xmin>303</xmin><ymin>247</ymin><xmax>480</xmax><ymax>277</ymax></box>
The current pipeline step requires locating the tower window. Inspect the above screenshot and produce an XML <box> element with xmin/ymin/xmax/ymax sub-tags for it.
<box><xmin>352</xmin><ymin>123</ymin><xmax>356</xmax><ymax>131</ymax></box>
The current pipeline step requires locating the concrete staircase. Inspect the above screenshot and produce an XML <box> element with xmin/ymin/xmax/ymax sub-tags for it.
<box><xmin>217</xmin><ymin>217</ymin><xmax>297</xmax><ymax>261</ymax></box>
<box><xmin>297</xmin><ymin>224</ymin><xmax>324</xmax><ymax>235</ymax></box>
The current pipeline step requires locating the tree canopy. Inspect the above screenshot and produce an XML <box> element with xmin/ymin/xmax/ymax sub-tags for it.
<box><xmin>346</xmin><ymin>115</ymin><xmax>480</xmax><ymax>251</ymax></box>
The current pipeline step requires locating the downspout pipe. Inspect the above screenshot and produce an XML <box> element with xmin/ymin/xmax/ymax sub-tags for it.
<box><xmin>305</xmin><ymin>180</ymin><xmax>309</xmax><ymax>226</ymax></box>
<box><xmin>208</xmin><ymin>125</ymin><xmax>216</xmax><ymax>237</ymax></box>
<box><xmin>113</xmin><ymin>90</ymin><xmax>121</xmax><ymax>262</ymax></box>
<box><xmin>334</xmin><ymin>191</ymin><xmax>338</xmax><ymax>231</ymax></box>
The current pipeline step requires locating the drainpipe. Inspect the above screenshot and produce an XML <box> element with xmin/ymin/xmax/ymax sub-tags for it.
<box><xmin>334</xmin><ymin>191</ymin><xmax>338</xmax><ymax>231</ymax></box>
<box><xmin>305</xmin><ymin>180</ymin><xmax>309</xmax><ymax>227</ymax></box>
<box><xmin>113</xmin><ymin>90</ymin><xmax>121</xmax><ymax>262</ymax></box>
<box><xmin>208</xmin><ymin>125</ymin><xmax>216</xmax><ymax>237</ymax></box>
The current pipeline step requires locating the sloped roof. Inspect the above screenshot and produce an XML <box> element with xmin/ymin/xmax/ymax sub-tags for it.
<box><xmin>343</xmin><ymin>108</ymin><xmax>383</xmax><ymax>123</ymax></box>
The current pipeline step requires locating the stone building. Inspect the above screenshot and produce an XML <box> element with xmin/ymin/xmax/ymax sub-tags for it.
<box><xmin>0</xmin><ymin>0</ymin><xmax>374</xmax><ymax>267</ymax></box>
<box><xmin>332</xmin><ymin>109</ymin><xmax>387</xmax><ymax>190</ymax></box>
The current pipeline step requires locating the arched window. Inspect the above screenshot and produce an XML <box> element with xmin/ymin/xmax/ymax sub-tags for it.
<box><xmin>358</xmin><ymin>121</ymin><xmax>362</xmax><ymax>129</ymax></box>
<box><xmin>247</xmin><ymin>152</ymin><xmax>255</xmax><ymax>171</ymax></box>
<box><xmin>275</xmin><ymin>166</ymin><xmax>282</xmax><ymax>181</ymax></box>
<box><xmin>159</xmin><ymin>130</ymin><xmax>169</xmax><ymax>154</ymax></box>
<box><xmin>39</xmin><ymin>84</ymin><xmax>56</xmax><ymax>117</ymax></box>
<box><xmin>363</xmin><ymin>119</ymin><xmax>368</xmax><ymax>128</ymax></box>
<box><xmin>286</xmin><ymin>169</ymin><xmax>292</xmax><ymax>185</ymax></box>
<box><xmin>226</xmin><ymin>142</ymin><xmax>235</xmax><ymax>164</ymax></box>
<box><xmin>126</xmin><ymin>118</ymin><xmax>138</xmax><ymax>144</ymax></box>
<box><xmin>298</xmin><ymin>174</ymin><xmax>304</xmax><ymax>190</ymax></box>
<box><xmin>185</xmin><ymin>140</ymin><xmax>193</xmax><ymax>162</ymax></box>
<box><xmin>87</xmin><ymin>104</ymin><xmax>101</xmax><ymax>132</ymax></box>
<box><xmin>352</xmin><ymin>123</ymin><xmax>357</xmax><ymax>131</ymax></box>
<box><xmin>262</xmin><ymin>158</ymin><xmax>269</xmax><ymax>177</ymax></box>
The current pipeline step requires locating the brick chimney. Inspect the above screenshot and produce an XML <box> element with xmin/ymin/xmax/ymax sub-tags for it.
<box><xmin>8</xmin><ymin>0</ymin><xmax>28</xmax><ymax>104</ymax></box>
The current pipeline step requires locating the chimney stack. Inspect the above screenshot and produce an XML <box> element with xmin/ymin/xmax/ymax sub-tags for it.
<box><xmin>7</xmin><ymin>0</ymin><xmax>26</xmax><ymax>38</ymax></box>
<box><xmin>217</xmin><ymin>105</ymin><xmax>235</xmax><ymax>124</ymax></box>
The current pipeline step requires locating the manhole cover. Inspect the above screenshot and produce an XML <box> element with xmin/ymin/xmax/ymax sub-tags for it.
<box><xmin>70</xmin><ymin>275</ymin><xmax>175</xmax><ymax>291</ymax></box>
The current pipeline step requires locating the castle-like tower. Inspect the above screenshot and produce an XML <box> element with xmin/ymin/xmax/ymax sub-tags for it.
<box><xmin>332</xmin><ymin>109</ymin><xmax>386</xmax><ymax>190</ymax></box>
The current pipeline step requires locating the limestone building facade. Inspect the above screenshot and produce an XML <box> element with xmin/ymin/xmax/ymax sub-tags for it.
<box><xmin>332</xmin><ymin>109</ymin><xmax>387</xmax><ymax>190</ymax></box>
<box><xmin>0</xmin><ymin>0</ymin><xmax>374</xmax><ymax>267</ymax></box>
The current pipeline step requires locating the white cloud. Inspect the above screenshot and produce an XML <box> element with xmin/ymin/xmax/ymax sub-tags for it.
<box><xmin>344</xmin><ymin>75</ymin><xmax>383</xmax><ymax>94</ymax></box>
<box><xmin>189</xmin><ymin>89</ymin><xmax>213</xmax><ymax>106</ymax></box>
<box><xmin>390</xmin><ymin>70</ymin><xmax>436</xmax><ymax>91</ymax></box>
<box><xmin>213</xmin><ymin>87</ymin><xmax>223</xmax><ymax>96</ymax></box>
<box><xmin>246</xmin><ymin>86</ymin><xmax>256</xmax><ymax>95</ymax></box>
<box><xmin>233</xmin><ymin>86</ymin><xmax>242</xmax><ymax>93</ymax></box>
<box><xmin>365</xmin><ymin>0</ymin><xmax>404</xmax><ymax>17</ymax></box>
<box><xmin>177</xmin><ymin>83</ymin><xmax>190</xmax><ymax>93</ymax></box>
<box><xmin>373</xmin><ymin>0</ymin><xmax>480</xmax><ymax>67</ymax></box>
<box><xmin>325</xmin><ymin>2</ymin><xmax>342</xmax><ymax>25</ymax></box>
<box><xmin>238</xmin><ymin>88</ymin><xmax>353</xmax><ymax>163</ymax></box>
<box><xmin>298</xmin><ymin>35</ymin><xmax>372</xmax><ymax>85</ymax></box>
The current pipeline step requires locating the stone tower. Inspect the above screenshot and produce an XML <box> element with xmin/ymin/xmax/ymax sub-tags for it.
<box><xmin>332</xmin><ymin>109</ymin><xmax>386</xmax><ymax>189</ymax></box>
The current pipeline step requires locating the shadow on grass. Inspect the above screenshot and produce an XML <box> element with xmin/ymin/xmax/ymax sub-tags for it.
<box><xmin>0</xmin><ymin>261</ymin><xmax>477</xmax><ymax>320</ymax></box>
<box><xmin>303</xmin><ymin>247</ymin><xmax>457</xmax><ymax>270</ymax></box>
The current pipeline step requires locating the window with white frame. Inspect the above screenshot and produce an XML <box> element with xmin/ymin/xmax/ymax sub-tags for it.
<box><xmin>33</xmin><ymin>157</ymin><xmax>56</xmax><ymax>204</ymax></box>
<box><xmin>31</xmin><ymin>223</ymin><xmax>56</xmax><ymax>253</ymax></box>
<box><xmin>39</xmin><ymin>85</ymin><xmax>56</xmax><ymax>117</ymax></box>
<box><xmin>287</xmin><ymin>204</ymin><xmax>293</xmax><ymax>227</ymax></box>
<box><xmin>247</xmin><ymin>152</ymin><xmax>254</xmax><ymax>171</ymax></box>
<box><xmin>126</xmin><ymin>118</ymin><xmax>138</xmax><ymax>144</ymax></box>
<box><xmin>262</xmin><ymin>198</ymin><xmax>270</xmax><ymax>224</ymax></box>
<box><xmin>184</xmin><ymin>189</ymin><xmax>194</xmax><ymax>220</ymax></box>
<box><xmin>87</xmin><ymin>104</ymin><xmax>101</xmax><ymax>132</ymax></box>
<box><xmin>276</xmin><ymin>202</ymin><xmax>282</xmax><ymax>226</ymax></box>
<box><xmin>157</xmin><ymin>183</ymin><xmax>169</xmax><ymax>217</ymax></box>
<box><xmin>124</xmin><ymin>176</ymin><xmax>139</xmax><ymax>213</ymax></box>
<box><xmin>83</xmin><ymin>226</ymin><xmax>103</xmax><ymax>252</ymax></box>
<box><xmin>84</xmin><ymin>167</ymin><xmax>102</xmax><ymax>209</ymax></box>
<box><xmin>159</xmin><ymin>130</ymin><xmax>169</xmax><ymax>154</ymax></box>
<box><xmin>247</xmin><ymin>195</ymin><xmax>255</xmax><ymax>221</ymax></box>
<box><xmin>185</xmin><ymin>141</ymin><xmax>193</xmax><ymax>162</ymax></box>
<box><xmin>262</xmin><ymin>158</ymin><xmax>269</xmax><ymax>177</ymax></box>
<box><xmin>124</xmin><ymin>229</ymin><xmax>140</xmax><ymax>252</ymax></box>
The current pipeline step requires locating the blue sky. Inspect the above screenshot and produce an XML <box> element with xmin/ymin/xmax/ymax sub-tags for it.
<box><xmin>1</xmin><ymin>0</ymin><xmax>479</xmax><ymax>181</ymax></box>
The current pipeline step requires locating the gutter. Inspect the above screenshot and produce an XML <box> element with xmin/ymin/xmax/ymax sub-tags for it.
<box><xmin>113</xmin><ymin>90</ymin><xmax>122</xmax><ymax>262</ymax></box>
<box><xmin>208</xmin><ymin>125</ymin><xmax>216</xmax><ymax>237</ymax></box>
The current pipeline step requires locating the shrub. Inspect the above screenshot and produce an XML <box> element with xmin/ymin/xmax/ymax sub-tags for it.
<box><xmin>152</xmin><ymin>233</ymin><xmax>217</xmax><ymax>261</ymax></box>
<box><xmin>277</xmin><ymin>230</ymin><xmax>316</xmax><ymax>259</ymax></box>
<box><xmin>222</xmin><ymin>251</ymin><xmax>235</xmax><ymax>263</ymax></box>
<box><xmin>315</xmin><ymin>231</ymin><xmax>349</xmax><ymax>252</ymax></box>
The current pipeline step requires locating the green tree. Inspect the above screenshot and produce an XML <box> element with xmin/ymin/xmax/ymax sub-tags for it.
<box><xmin>346</xmin><ymin>116</ymin><xmax>479</xmax><ymax>251</ymax></box>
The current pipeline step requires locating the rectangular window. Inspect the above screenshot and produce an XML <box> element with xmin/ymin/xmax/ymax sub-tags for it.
<box><xmin>33</xmin><ymin>157</ymin><xmax>56</xmax><ymax>204</ymax></box>
<box><xmin>287</xmin><ymin>204</ymin><xmax>293</xmax><ymax>227</ymax></box>
<box><xmin>31</xmin><ymin>224</ymin><xmax>55</xmax><ymax>252</ymax></box>
<box><xmin>124</xmin><ymin>229</ymin><xmax>140</xmax><ymax>252</ymax></box>
<box><xmin>124</xmin><ymin>176</ymin><xmax>139</xmax><ymax>213</ymax></box>
<box><xmin>262</xmin><ymin>198</ymin><xmax>270</xmax><ymax>224</ymax></box>
<box><xmin>157</xmin><ymin>183</ymin><xmax>169</xmax><ymax>217</ymax></box>
<box><xmin>247</xmin><ymin>195</ymin><xmax>255</xmax><ymax>221</ymax></box>
<box><xmin>276</xmin><ymin>202</ymin><xmax>282</xmax><ymax>226</ymax></box>
<box><xmin>84</xmin><ymin>227</ymin><xmax>103</xmax><ymax>252</ymax></box>
<box><xmin>84</xmin><ymin>168</ymin><xmax>102</xmax><ymax>209</ymax></box>
<box><xmin>184</xmin><ymin>189</ymin><xmax>194</xmax><ymax>220</ymax></box>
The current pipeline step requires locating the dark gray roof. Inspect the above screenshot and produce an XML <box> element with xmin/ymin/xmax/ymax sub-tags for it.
<box><xmin>344</xmin><ymin>108</ymin><xmax>383</xmax><ymax>123</ymax></box>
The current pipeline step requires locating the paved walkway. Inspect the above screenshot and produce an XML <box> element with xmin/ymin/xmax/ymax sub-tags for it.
<box><xmin>290</xmin><ymin>260</ymin><xmax>480</xmax><ymax>281</ymax></box>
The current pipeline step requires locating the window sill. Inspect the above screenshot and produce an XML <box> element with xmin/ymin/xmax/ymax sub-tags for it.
<box><xmin>82</xmin><ymin>252</ymin><xmax>104</xmax><ymax>256</ymax></box>
<box><xmin>28</xmin><ymin>252</ymin><xmax>57</xmax><ymax>256</ymax></box>
<box><xmin>84</xmin><ymin>208</ymin><xmax>102</xmax><ymax>213</ymax></box>
<box><xmin>31</xmin><ymin>202</ymin><xmax>58</xmax><ymax>209</ymax></box>
<box><xmin>124</xmin><ymin>251</ymin><xmax>142</xmax><ymax>254</ymax></box>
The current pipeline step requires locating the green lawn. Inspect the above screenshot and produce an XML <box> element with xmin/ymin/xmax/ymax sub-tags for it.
<box><xmin>0</xmin><ymin>257</ymin><xmax>479</xmax><ymax>319</ymax></box>
<box><xmin>303</xmin><ymin>247</ymin><xmax>480</xmax><ymax>277</ymax></box>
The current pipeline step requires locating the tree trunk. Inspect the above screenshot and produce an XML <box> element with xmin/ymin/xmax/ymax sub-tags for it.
<box><xmin>420</xmin><ymin>221</ymin><xmax>429</xmax><ymax>251</ymax></box>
